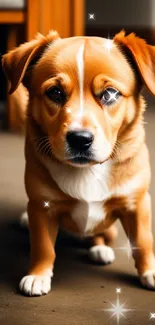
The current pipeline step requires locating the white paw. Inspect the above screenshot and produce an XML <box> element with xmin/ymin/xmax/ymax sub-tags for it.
<box><xmin>88</xmin><ymin>245</ymin><xmax>115</xmax><ymax>264</ymax></box>
<box><xmin>20</xmin><ymin>211</ymin><xmax>29</xmax><ymax>229</ymax></box>
<box><xmin>19</xmin><ymin>270</ymin><xmax>53</xmax><ymax>296</ymax></box>
<box><xmin>140</xmin><ymin>270</ymin><xmax>155</xmax><ymax>290</ymax></box>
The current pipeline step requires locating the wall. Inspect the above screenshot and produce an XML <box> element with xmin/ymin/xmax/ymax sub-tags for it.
<box><xmin>86</xmin><ymin>0</ymin><xmax>155</xmax><ymax>27</ymax></box>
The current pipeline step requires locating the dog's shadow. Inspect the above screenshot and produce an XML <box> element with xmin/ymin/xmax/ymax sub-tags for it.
<box><xmin>0</xmin><ymin>209</ymin><xmax>143</xmax><ymax>292</ymax></box>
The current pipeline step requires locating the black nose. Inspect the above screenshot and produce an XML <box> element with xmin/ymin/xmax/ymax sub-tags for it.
<box><xmin>66</xmin><ymin>130</ymin><xmax>94</xmax><ymax>151</ymax></box>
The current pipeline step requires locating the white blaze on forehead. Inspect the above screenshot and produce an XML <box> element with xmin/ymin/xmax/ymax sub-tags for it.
<box><xmin>76</xmin><ymin>43</ymin><xmax>85</xmax><ymax>115</ymax></box>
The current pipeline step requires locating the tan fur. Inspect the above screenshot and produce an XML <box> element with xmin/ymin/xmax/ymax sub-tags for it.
<box><xmin>9</xmin><ymin>83</ymin><xmax>28</xmax><ymax>132</ymax></box>
<box><xmin>2</xmin><ymin>30</ymin><xmax>155</xmax><ymax>294</ymax></box>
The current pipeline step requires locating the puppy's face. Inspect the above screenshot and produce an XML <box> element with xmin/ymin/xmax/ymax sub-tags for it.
<box><xmin>3</xmin><ymin>31</ymin><xmax>155</xmax><ymax>167</ymax></box>
<box><xmin>31</xmin><ymin>37</ymin><xmax>137</xmax><ymax>167</ymax></box>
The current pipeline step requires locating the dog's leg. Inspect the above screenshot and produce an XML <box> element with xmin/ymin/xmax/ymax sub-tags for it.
<box><xmin>88</xmin><ymin>225</ymin><xmax>117</xmax><ymax>264</ymax></box>
<box><xmin>120</xmin><ymin>192</ymin><xmax>155</xmax><ymax>290</ymax></box>
<box><xmin>19</xmin><ymin>201</ymin><xmax>59</xmax><ymax>296</ymax></box>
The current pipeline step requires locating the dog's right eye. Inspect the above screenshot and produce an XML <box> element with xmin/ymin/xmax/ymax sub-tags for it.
<box><xmin>45</xmin><ymin>86</ymin><xmax>66</xmax><ymax>104</ymax></box>
<box><xmin>100</xmin><ymin>87</ymin><xmax>121</xmax><ymax>106</ymax></box>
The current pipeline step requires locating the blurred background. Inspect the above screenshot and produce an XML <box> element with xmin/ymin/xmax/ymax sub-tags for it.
<box><xmin>1</xmin><ymin>2</ymin><xmax>155</xmax><ymax>325</ymax></box>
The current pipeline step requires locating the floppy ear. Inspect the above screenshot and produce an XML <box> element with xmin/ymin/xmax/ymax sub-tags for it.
<box><xmin>2</xmin><ymin>30</ymin><xmax>60</xmax><ymax>94</ymax></box>
<box><xmin>114</xmin><ymin>30</ymin><xmax>155</xmax><ymax>95</ymax></box>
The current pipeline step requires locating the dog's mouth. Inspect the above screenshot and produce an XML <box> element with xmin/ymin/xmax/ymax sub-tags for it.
<box><xmin>65</xmin><ymin>145</ymin><xmax>94</xmax><ymax>166</ymax></box>
<box><xmin>69</xmin><ymin>156</ymin><xmax>92</xmax><ymax>165</ymax></box>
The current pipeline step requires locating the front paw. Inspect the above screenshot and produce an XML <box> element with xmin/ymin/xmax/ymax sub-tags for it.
<box><xmin>140</xmin><ymin>270</ymin><xmax>155</xmax><ymax>290</ymax></box>
<box><xmin>88</xmin><ymin>245</ymin><xmax>115</xmax><ymax>264</ymax></box>
<box><xmin>19</xmin><ymin>270</ymin><xmax>53</xmax><ymax>296</ymax></box>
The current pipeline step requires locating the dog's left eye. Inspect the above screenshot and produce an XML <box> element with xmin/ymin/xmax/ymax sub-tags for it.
<box><xmin>100</xmin><ymin>87</ymin><xmax>121</xmax><ymax>106</ymax></box>
<box><xmin>45</xmin><ymin>86</ymin><xmax>66</xmax><ymax>104</ymax></box>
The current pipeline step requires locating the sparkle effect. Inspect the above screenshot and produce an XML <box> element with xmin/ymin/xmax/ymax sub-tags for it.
<box><xmin>44</xmin><ymin>201</ymin><xmax>50</xmax><ymax>208</ymax></box>
<box><xmin>66</xmin><ymin>108</ymin><xmax>71</xmax><ymax>113</ymax></box>
<box><xmin>115</xmin><ymin>239</ymin><xmax>140</xmax><ymax>260</ymax></box>
<box><xmin>103</xmin><ymin>39</ymin><xmax>114</xmax><ymax>53</ymax></box>
<box><xmin>150</xmin><ymin>313</ymin><xmax>155</xmax><ymax>320</ymax></box>
<box><xmin>104</xmin><ymin>289</ymin><xmax>133</xmax><ymax>324</ymax></box>
<box><xmin>88</xmin><ymin>13</ymin><xmax>95</xmax><ymax>20</ymax></box>
<box><xmin>104</xmin><ymin>89</ymin><xmax>120</xmax><ymax>105</ymax></box>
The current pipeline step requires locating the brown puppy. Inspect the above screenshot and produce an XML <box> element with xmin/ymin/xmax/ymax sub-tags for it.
<box><xmin>2</xmin><ymin>30</ymin><xmax>155</xmax><ymax>296</ymax></box>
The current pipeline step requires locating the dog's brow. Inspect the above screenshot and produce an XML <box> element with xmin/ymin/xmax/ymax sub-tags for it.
<box><xmin>76</xmin><ymin>43</ymin><xmax>85</xmax><ymax>116</ymax></box>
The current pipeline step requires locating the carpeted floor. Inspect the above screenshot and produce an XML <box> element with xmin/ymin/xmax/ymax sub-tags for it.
<box><xmin>1</xmin><ymin>106</ymin><xmax>155</xmax><ymax>325</ymax></box>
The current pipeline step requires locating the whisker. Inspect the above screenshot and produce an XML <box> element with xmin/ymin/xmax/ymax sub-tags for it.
<box><xmin>43</xmin><ymin>142</ymin><xmax>52</xmax><ymax>157</ymax></box>
<box><xmin>35</xmin><ymin>138</ymin><xmax>49</xmax><ymax>152</ymax></box>
<box><xmin>39</xmin><ymin>144</ymin><xmax>49</xmax><ymax>157</ymax></box>
<box><xmin>35</xmin><ymin>138</ymin><xmax>50</xmax><ymax>156</ymax></box>
<box><xmin>45</xmin><ymin>145</ymin><xmax>52</xmax><ymax>157</ymax></box>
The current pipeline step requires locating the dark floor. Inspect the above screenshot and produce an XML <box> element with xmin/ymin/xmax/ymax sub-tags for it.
<box><xmin>1</xmin><ymin>104</ymin><xmax>155</xmax><ymax>325</ymax></box>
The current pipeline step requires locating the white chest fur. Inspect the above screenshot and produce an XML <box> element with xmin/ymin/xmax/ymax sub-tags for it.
<box><xmin>71</xmin><ymin>201</ymin><xmax>106</xmax><ymax>233</ymax></box>
<box><xmin>44</xmin><ymin>159</ymin><xmax>142</xmax><ymax>233</ymax></box>
<box><xmin>44</xmin><ymin>160</ymin><xmax>112</xmax><ymax>232</ymax></box>
<box><xmin>45</xmin><ymin>160</ymin><xmax>112</xmax><ymax>202</ymax></box>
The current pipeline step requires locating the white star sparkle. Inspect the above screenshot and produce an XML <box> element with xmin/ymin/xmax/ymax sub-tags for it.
<box><xmin>150</xmin><ymin>313</ymin><xmax>155</xmax><ymax>319</ymax></box>
<box><xmin>66</xmin><ymin>108</ymin><xmax>71</xmax><ymax>113</ymax></box>
<box><xmin>106</xmin><ymin>89</ymin><xmax>120</xmax><ymax>104</ymax></box>
<box><xmin>44</xmin><ymin>201</ymin><xmax>50</xmax><ymax>208</ymax></box>
<box><xmin>103</xmin><ymin>39</ymin><xmax>115</xmax><ymax>54</ymax></box>
<box><xmin>104</xmin><ymin>289</ymin><xmax>133</xmax><ymax>325</ymax></box>
<box><xmin>115</xmin><ymin>239</ymin><xmax>140</xmax><ymax>260</ymax></box>
<box><xmin>88</xmin><ymin>13</ymin><xmax>95</xmax><ymax>20</ymax></box>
